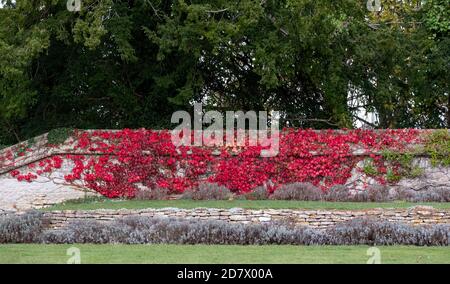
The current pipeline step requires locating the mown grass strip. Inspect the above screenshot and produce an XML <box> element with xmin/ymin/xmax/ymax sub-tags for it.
<box><xmin>43</xmin><ymin>199</ymin><xmax>450</xmax><ymax>211</ymax></box>
<box><xmin>0</xmin><ymin>244</ymin><xmax>448</xmax><ymax>264</ymax></box>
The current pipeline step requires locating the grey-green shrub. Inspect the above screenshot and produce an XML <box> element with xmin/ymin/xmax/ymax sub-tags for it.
<box><xmin>324</xmin><ymin>185</ymin><xmax>350</xmax><ymax>201</ymax></box>
<box><xmin>134</xmin><ymin>187</ymin><xmax>170</xmax><ymax>200</ymax></box>
<box><xmin>1</xmin><ymin>211</ymin><xmax>448</xmax><ymax>246</ymax></box>
<box><xmin>270</xmin><ymin>182</ymin><xmax>322</xmax><ymax>201</ymax></box>
<box><xmin>42</xmin><ymin>220</ymin><xmax>132</xmax><ymax>244</ymax></box>
<box><xmin>327</xmin><ymin>217</ymin><xmax>449</xmax><ymax>246</ymax></box>
<box><xmin>244</xmin><ymin>186</ymin><xmax>269</xmax><ymax>200</ymax></box>
<box><xmin>39</xmin><ymin>216</ymin><xmax>449</xmax><ymax>246</ymax></box>
<box><xmin>0</xmin><ymin>210</ymin><xmax>47</xmax><ymax>243</ymax></box>
<box><xmin>365</xmin><ymin>185</ymin><xmax>391</xmax><ymax>202</ymax></box>
<box><xmin>397</xmin><ymin>187</ymin><xmax>450</xmax><ymax>202</ymax></box>
<box><xmin>181</xmin><ymin>183</ymin><xmax>232</xmax><ymax>200</ymax></box>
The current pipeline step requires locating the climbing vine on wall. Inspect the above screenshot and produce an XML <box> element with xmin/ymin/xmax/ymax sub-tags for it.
<box><xmin>0</xmin><ymin>129</ymin><xmax>434</xmax><ymax>198</ymax></box>
<box><xmin>424</xmin><ymin>130</ymin><xmax>450</xmax><ymax>167</ymax></box>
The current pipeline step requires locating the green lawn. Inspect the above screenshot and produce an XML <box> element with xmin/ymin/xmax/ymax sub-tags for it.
<box><xmin>0</xmin><ymin>244</ymin><xmax>448</xmax><ymax>264</ymax></box>
<box><xmin>43</xmin><ymin>198</ymin><xmax>450</xmax><ymax>211</ymax></box>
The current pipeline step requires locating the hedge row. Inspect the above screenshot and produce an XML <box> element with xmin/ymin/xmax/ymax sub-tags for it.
<box><xmin>1</xmin><ymin>211</ymin><xmax>448</xmax><ymax>246</ymax></box>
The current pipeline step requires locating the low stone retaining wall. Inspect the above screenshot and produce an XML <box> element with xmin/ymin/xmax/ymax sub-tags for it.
<box><xmin>42</xmin><ymin>206</ymin><xmax>450</xmax><ymax>228</ymax></box>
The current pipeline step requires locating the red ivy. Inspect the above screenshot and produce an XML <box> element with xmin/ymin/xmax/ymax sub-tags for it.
<box><xmin>3</xmin><ymin>129</ymin><xmax>422</xmax><ymax>198</ymax></box>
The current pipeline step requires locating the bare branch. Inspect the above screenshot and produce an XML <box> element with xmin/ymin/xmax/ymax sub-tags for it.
<box><xmin>352</xmin><ymin>115</ymin><xmax>378</xmax><ymax>128</ymax></box>
<box><xmin>267</xmin><ymin>14</ymin><xmax>289</xmax><ymax>36</ymax></box>
<box><xmin>286</xmin><ymin>117</ymin><xmax>340</xmax><ymax>127</ymax></box>
<box><xmin>206</xmin><ymin>8</ymin><xmax>229</xmax><ymax>13</ymax></box>
<box><xmin>145</xmin><ymin>0</ymin><xmax>163</xmax><ymax>19</ymax></box>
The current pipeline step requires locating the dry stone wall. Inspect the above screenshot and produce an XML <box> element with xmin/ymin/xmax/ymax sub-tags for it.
<box><xmin>42</xmin><ymin>206</ymin><xmax>450</xmax><ymax>229</ymax></box>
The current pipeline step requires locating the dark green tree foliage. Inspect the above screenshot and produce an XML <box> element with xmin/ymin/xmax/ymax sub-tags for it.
<box><xmin>0</xmin><ymin>0</ymin><xmax>449</xmax><ymax>145</ymax></box>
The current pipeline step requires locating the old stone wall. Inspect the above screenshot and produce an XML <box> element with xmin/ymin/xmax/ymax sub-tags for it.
<box><xmin>1</xmin><ymin>130</ymin><xmax>449</xmax><ymax>211</ymax></box>
<box><xmin>0</xmin><ymin>158</ymin><xmax>98</xmax><ymax>211</ymax></box>
<box><xmin>42</xmin><ymin>206</ymin><xmax>450</xmax><ymax>229</ymax></box>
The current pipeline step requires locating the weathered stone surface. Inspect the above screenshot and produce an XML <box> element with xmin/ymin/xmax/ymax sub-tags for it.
<box><xmin>0</xmin><ymin>176</ymin><xmax>98</xmax><ymax>211</ymax></box>
<box><xmin>1</xmin><ymin>131</ymin><xmax>450</xmax><ymax>211</ymax></box>
<box><xmin>392</xmin><ymin>161</ymin><xmax>450</xmax><ymax>192</ymax></box>
<box><xmin>38</xmin><ymin>207</ymin><xmax>450</xmax><ymax>229</ymax></box>
<box><xmin>229</xmin><ymin>207</ymin><xmax>244</xmax><ymax>214</ymax></box>
<box><xmin>258</xmin><ymin>217</ymin><xmax>272</xmax><ymax>222</ymax></box>
<box><xmin>229</xmin><ymin>215</ymin><xmax>248</xmax><ymax>221</ymax></box>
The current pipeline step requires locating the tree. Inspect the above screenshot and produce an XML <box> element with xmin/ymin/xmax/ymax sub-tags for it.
<box><xmin>0</xmin><ymin>0</ymin><xmax>448</xmax><ymax>146</ymax></box>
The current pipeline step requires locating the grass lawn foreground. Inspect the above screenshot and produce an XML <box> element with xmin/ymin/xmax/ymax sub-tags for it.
<box><xmin>0</xmin><ymin>244</ymin><xmax>449</xmax><ymax>264</ymax></box>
